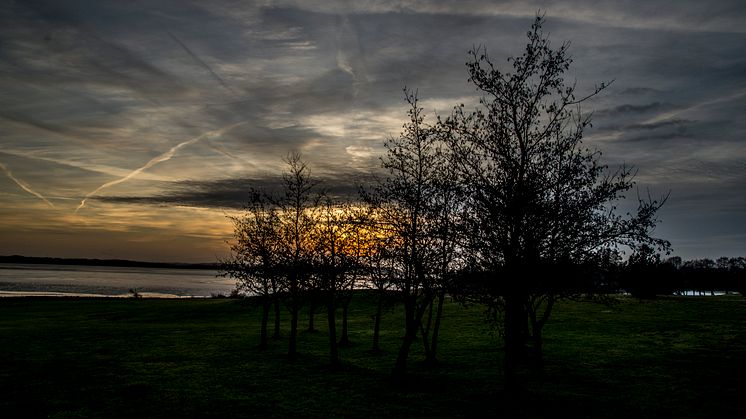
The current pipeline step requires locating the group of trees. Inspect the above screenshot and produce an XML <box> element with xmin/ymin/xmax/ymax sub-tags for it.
<box><xmin>621</xmin><ymin>248</ymin><xmax>746</xmax><ymax>298</ymax></box>
<box><xmin>221</xmin><ymin>16</ymin><xmax>670</xmax><ymax>390</ymax></box>
<box><xmin>222</xmin><ymin>146</ymin><xmax>456</xmax><ymax>373</ymax></box>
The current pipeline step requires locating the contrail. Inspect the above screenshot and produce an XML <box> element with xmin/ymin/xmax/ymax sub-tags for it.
<box><xmin>168</xmin><ymin>31</ymin><xmax>236</xmax><ymax>95</ymax></box>
<box><xmin>0</xmin><ymin>162</ymin><xmax>55</xmax><ymax>208</ymax></box>
<box><xmin>644</xmin><ymin>88</ymin><xmax>746</xmax><ymax>125</ymax></box>
<box><xmin>204</xmin><ymin>138</ymin><xmax>257</xmax><ymax>171</ymax></box>
<box><xmin>335</xmin><ymin>15</ymin><xmax>367</xmax><ymax>99</ymax></box>
<box><xmin>204</xmin><ymin>138</ymin><xmax>240</xmax><ymax>160</ymax></box>
<box><xmin>75</xmin><ymin>122</ymin><xmax>244</xmax><ymax>213</ymax></box>
<box><xmin>591</xmin><ymin>88</ymin><xmax>746</xmax><ymax>144</ymax></box>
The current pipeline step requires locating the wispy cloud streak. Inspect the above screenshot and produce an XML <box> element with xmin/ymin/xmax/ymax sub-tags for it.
<box><xmin>643</xmin><ymin>89</ymin><xmax>746</xmax><ymax>125</ymax></box>
<box><xmin>168</xmin><ymin>31</ymin><xmax>236</xmax><ymax>95</ymax></box>
<box><xmin>335</xmin><ymin>16</ymin><xmax>367</xmax><ymax>99</ymax></box>
<box><xmin>75</xmin><ymin>122</ymin><xmax>244</xmax><ymax>213</ymax></box>
<box><xmin>0</xmin><ymin>162</ymin><xmax>55</xmax><ymax>208</ymax></box>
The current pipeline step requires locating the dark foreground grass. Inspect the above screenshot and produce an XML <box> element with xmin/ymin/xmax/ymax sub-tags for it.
<box><xmin>1</xmin><ymin>293</ymin><xmax>745</xmax><ymax>418</ymax></box>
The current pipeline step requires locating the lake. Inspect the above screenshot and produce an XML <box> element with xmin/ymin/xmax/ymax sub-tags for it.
<box><xmin>0</xmin><ymin>263</ymin><xmax>235</xmax><ymax>298</ymax></box>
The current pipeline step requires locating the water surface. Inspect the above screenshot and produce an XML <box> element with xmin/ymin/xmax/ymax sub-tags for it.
<box><xmin>0</xmin><ymin>263</ymin><xmax>234</xmax><ymax>298</ymax></box>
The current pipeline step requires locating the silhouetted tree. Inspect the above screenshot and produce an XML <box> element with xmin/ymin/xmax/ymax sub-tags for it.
<box><xmin>275</xmin><ymin>152</ymin><xmax>320</xmax><ymax>358</ymax></box>
<box><xmin>364</xmin><ymin>211</ymin><xmax>398</xmax><ymax>354</ymax></box>
<box><xmin>728</xmin><ymin>257</ymin><xmax>746</xmax><ymax>295</ymax></box>
<box><xmin>311</xmin><ymin>197</ymin><xmax>350</xmax><ymax>366</ymax></box>
<box><xmin>221</xmin><ymin>191</ymin><xmax>283</xmax><ymax>349</ymax></box>
<box><xmin>420</xmin><ymin>149</ymin><xmax>462</xmax><ymax>366</ymax></box>
<box><xmin>669</xmin><ymin>256</ymin><xmax>746</xmax><ymax>295</ymax></box>
<box><xmin>335</xmin><ymin>205</ymin><xmax>373</xmax><ymax>347</ymax></box>
<box><xmin>305</xmin><ymin>277</ymin><xmax>321</xmax><ymax>333</ymax></box>
<box><xmin>682</xmin><ymin>258</ymin><xmax>716</xmax><ymax>295</ymax></box>
<box><xmin>665</xmin><ymin>256</ymin><xmax>682</xmax><ymax>270</ymax></box>
<box><xmin>715</xmin><ymin>257</ymin><xmax>733</xmax><ymax>294</ymax></box>
<box><xmin>440</xmin><ymin>15</ymin><xmax>668</xmax><ymax>389</ymax></box>
<box><xmin>311</xmin><ymin>199</ymin><xmax>372</xmax><ymax>364</ymax></box>
<box><xmin>623</xmin><ymin>244</ymin><xmax>676</xmax><ymax>298</ymax></box>
<box><xmin>364</xmin><ymin>89</ymin><xmax>454</xmax><ymax>380</ymax></box>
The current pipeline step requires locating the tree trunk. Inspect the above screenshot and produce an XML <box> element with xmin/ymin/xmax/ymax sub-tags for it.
<box><xmin>259</xmin><ymin>298</ymin><xmax>270</xmax><ymax>350</ymax></box>
<box><xmin>308</xmin><ymin>296</ymin><xmax>316</xmax><ymax>332</ymax></box>
<box><xmin>393</xmin><ymin>329</ymin><xmax>416</xmax><ymax>381</ymax></box>
<box><xmin>338</xmin><ymin>298</ymin><xmax>351</xmax><ymax>347</ymax></box>
<box><xmin>392</xmin><ymin>298</ymin><xmax>417</xmax><ymax>379</ymax></box>
<box><xmin>327</xmin><ymin>293</ymin><xmax>339</xmax><ymax>367</ymax></box>
<box><xmin>503</xmin><ymin>294</ymin><xmax>525</xmax><ymax>391</ymax></box>
<box><xmin>372</xmin><ymin>291</ymin><xmax>384</xmax><ymax>353</ymax></box>
<box><xmin>420</xmin><ymin>299</ymin><xmax>433</xmax><ymax>356</ymax></box>
<box><xmin>425</xmin><ymin>290</ymin><xmax>445</xmax><ymax>365</ymax></box>
<box><xmin>288</xmin><ymin>305</ymin><xmax>298</xmax><ymax>357</ymax></box>
<box><xmin>288</xmin><ymin>280</ymin><xmax>299</xmax><ymax>358</ymax></box>
<box><xmin>528</xmin><ymin>295</ymin><xmax>554</xmax><ymax>374</ymax></box>
<box><xmin>531</xmin><ymin>324</ymin><xmax>544</xmax><ymax>373</ymax></box>
<box><xmin>273</xmin><ymin>295</ymin><xmax>281</xmax><ymax>339</ymax></box>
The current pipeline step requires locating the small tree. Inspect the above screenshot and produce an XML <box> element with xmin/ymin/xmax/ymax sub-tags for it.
<box><xmin>275</xmin><ymin>152</ymin><xmax>320</xmax><ymax>358</ymax></box>
<box><xmin>311</xmin><ymin>197</ymin><xmax>350</xmax><ymax>366</ymax></box>
<box><xmin>365</xmin><ymin>89</ymin><xmax>453</xmax><ymax>380</ymax></box>
<box><xmin>419</xmin><ymin>146</ymin><xmax>462</xmax><ymax>366</ymax></box>
<box><xmin>336</xmin><ymin>204</ymin><xmax>373</xmax><ymax>347</ymax></box>
<box><xmin>221</xmin><ymin>191</ymin><xmax>283</xmax><ymax>349</ymax></box>
<box><xmin>365</xmin><ymin>220</ymin><xmax>398</xmax><ymax>354</ymax></box>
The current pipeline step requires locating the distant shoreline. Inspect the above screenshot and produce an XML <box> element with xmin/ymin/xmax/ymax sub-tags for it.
<box><xmin>0</xmin><ymin>255</ymin><xmax>218</xmax><ymax>270</ymax></box>
<box><xmin>0</xmin><ymin>290</ymin><xmax>210</xmax><ymax>299</ymax></box>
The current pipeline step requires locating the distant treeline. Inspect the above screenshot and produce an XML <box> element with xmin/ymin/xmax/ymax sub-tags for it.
<box><xmin>619</xmin><ymin>253</ymin><xmax>746</xmax><ymax>298</ymax></box>
<box><xmin>0</xmin><ymin>255</ymin><xmax>218</xmax><ymax>270</ymax></box>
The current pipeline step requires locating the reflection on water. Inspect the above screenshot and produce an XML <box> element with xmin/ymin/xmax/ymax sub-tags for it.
<box><xmin>0</xmin><ymin>264</ymin><xmax>234</xmax><ymax>298</ymax></box>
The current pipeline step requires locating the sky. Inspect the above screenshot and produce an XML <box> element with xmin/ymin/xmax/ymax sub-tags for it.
<box><xmin>1</xmin><ymin>0</ymin><xmax>745</xmax><ymax>262</ymax></box>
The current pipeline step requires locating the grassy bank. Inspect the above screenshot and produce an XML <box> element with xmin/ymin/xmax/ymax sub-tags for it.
<box><xmin>1</xmin><ymin>294</ymin><xmax>745</xmax><ymax>417</ymax></box>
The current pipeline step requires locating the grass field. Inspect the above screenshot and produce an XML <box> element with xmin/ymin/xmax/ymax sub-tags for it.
<box><xmin>1</xmin><ymin>293</ymin><xmax>745</xmax><ymax>417</ymax></box>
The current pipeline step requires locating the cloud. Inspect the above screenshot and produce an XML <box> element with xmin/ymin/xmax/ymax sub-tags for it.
<box><xmin>643</xmin><ymin>89</ymin><xmax>746</xmax><ymax>125</ymax></box>
<box><xmin>0</xmin><ymin>162</ymin><xmax>55</xmax><ymax>208</ymax></box>
<box><xmin>263</xmin><ymin>0</ymin><xmax>746</xmax><ymax>33</ymax></box>
<box><xmin>627</xmin><ymin>119</ymin><xmax>693</xmax><ymax>131</ymax></box>
<box><xmin>168</xmin><ymin>31</ymin><xmax>237</xmax><ymax>95</ymax></box>
<box><xmin>346</xmin><ymin>145</ymin><xmax>375</xmax><ymax>160</ymax></box>
<box><xmin>95</xmin><ymin>169</ymin><xmax>378</xmax><ymax>209</ymax></box>
<box><xmin>594</xmin><ymin>102</ymin><xmax>668</xmax><ymax>118</ymax></box>
<box><xmin>1</xmin><ymin>0</ymin><xmax>746</xmax><ymax>260</ymax></box>
<box><xmin>76</xmin><ymin>122</ymin><xmax>245</xmax><ymax>212</ymax></box>
<box><xmin>618</xmin><ymin>87</ymin><xmax>664</xmax><ymax>96</ymax></box>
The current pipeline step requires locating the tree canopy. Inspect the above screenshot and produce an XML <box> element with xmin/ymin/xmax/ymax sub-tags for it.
<box><xmin>440</xmin><ymin>15</ymin><xmax>668</xmax><ymax>387</ymax></box>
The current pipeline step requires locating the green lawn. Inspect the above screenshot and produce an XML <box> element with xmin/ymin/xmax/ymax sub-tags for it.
<box><xmin>1</xmin><ymin>294</ymin><xmax>745</xmax><ymax>417</ymax></box>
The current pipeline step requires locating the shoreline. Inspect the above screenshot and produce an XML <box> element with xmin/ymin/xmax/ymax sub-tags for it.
<box><xmin>0</xmin><ymin>290</ymin><xmax>211</xmax><ymax>299</ymax></box>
